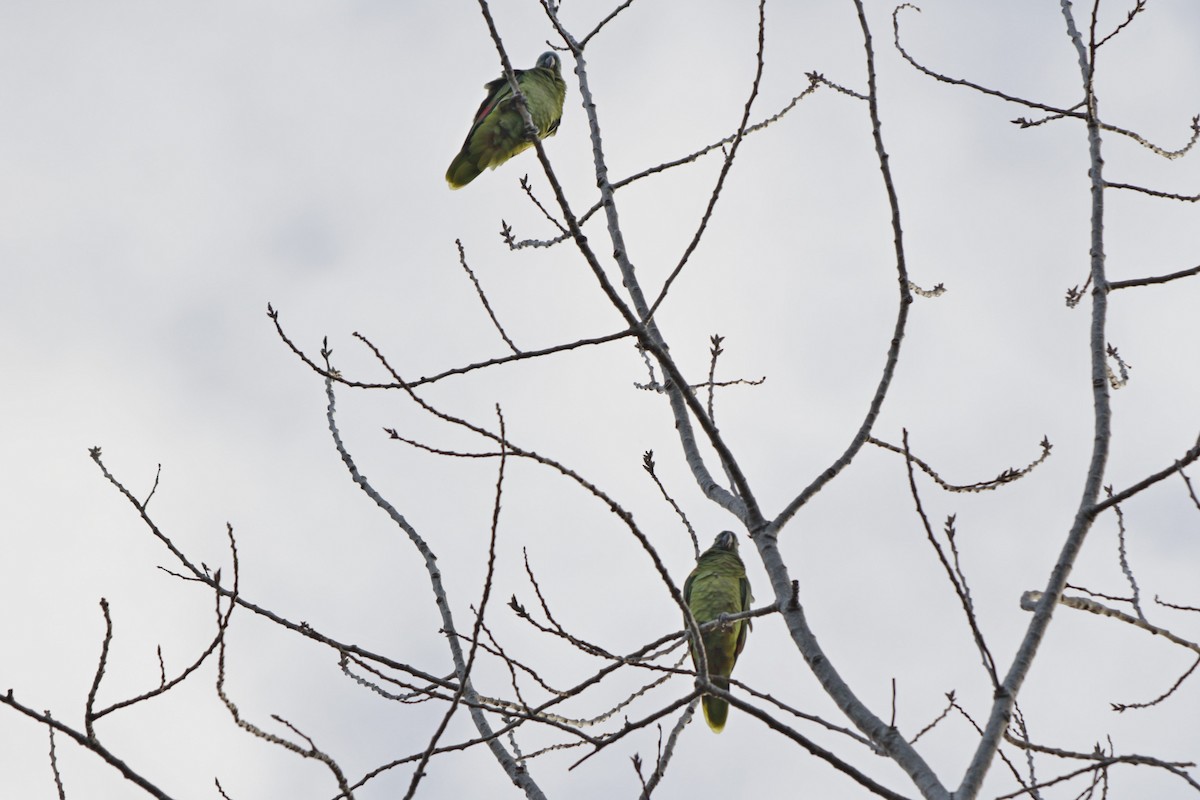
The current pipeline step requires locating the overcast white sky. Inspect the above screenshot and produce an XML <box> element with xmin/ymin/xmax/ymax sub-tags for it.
<box><xmin>2</xmin><ymin>1</ymin><xmax>1199</xmax><ymax>798</ymax></box>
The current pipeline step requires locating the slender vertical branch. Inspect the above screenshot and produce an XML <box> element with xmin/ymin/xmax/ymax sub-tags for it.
<box><xmin>475</xmin><ymin>0</ymin><xmax>758</xmax><ymax>525</ymax></box>
<box><xmin>85</xmin><ymin>599</ymin><xmax>113</xmax><ymax>739</ymax></box>
<box><xmin>751</xmin><ymin>4</ymin><xmax>943</xmax><ymax>798</ymax></box>
<box><xmin>456</xmin><ymin>239</ymin><xmax>520</xmax><ymax>355</ymax></box>
<box><xmin>901</xmin><ymin>432</ymin><xmax>998</xmax><ymax>689</ymax></box>
<box><xmin>323</xmin><ymin>375</ymin><xmax>547</xmax><ymax>800</ymax></box>
<box><xmin>958</xmin><ymin>3</ymin><xmax>1113</xmax><ymax>796</ymax></box>
<box><xmin>401</xmin><ymin>407</ymin><xmax>511</xmax><ymax>800</ymax></box>
<box><xmin>1110</xmin><ymin>494</ymin><xmax>1146</xmax><ymax>622</ymax></box>
<box><xmin>636</xmin><ymin>704</ymin><xmax>694</xmax><ymax>799</ymax></box>
<box><xmin>644</xmin><ymin>0</ymin><xmax>768</xmax><ymax>321</ymax></box>
<box><xmin>47</xmin><ymin>723</ymin><xmax>66</xmax><ymax>800</ymax></box>
<box><xmin>771</xmin><ymin>0</ymin><xmax>914</xmax><ymax>533</ymax></box>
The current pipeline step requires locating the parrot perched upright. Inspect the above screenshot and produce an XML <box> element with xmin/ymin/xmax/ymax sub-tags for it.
<box><xmin>683</xmin><ymin>530</ymin><xmax>752</xmax><ymax>733</ymax></box>
<box><xmin>446</xmin><ymin>51</ymin><xmax>566</xmax><ymax>189</ymax></box>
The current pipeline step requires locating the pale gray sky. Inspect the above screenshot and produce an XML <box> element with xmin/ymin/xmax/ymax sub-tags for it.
<box><xmin>2</xmin><ymin>1</ymin><xmax>1199</xmax><ymax>798</ymax></box>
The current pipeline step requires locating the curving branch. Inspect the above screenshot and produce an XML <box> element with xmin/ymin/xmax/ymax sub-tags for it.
<box><xmin>0</xmin><ymin>694</ymin><xmax>177</xmax><ymax>800</ymax></box>
<box><xmin>957</xmin><ymin>2</ymin><xmax>1115</xmax><ymax>795</ymax></box>
<box><xmin>869</xmin><ymin>434</ymin><xmax>1052</xmax><ymax>494</ymax></box>
<box><xmin>643</xmin><ymin>0</ymin><xmax>767</xmax><ymax>322</ymax></box>
<box><xmin>455</xmin><ymin>239</ymin><xmax>520</xmax><ymax>354</ymax></box>
<box><xmin>900</xmin><ymin>431</ymin><xmax>998</xmax><ymax>689</ymax></box>
<box><xmin>322</xmin><ymin>373</ymin><xmax>548</xmax><ymax>799</ymax></box>
<box><xmin>770</xmin><ymin>0</ymin><xmax>916</xmax><ymax>535</ymax></box>
<box><xmin>749</xmin><ymin>3</ymin><xmax>941</xmax><ymax>797</ymax></box>
<box><xmin>895</xmin><ymin>5</ymin><xmax>1200</xmax><ymax>160</ymax></box>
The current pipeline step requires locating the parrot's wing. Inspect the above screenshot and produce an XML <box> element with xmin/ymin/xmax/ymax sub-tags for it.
<box><xmin>446</xmin><ymin>72</ymin><xmax>519</xmax><ymax>189</ymax></box>
<box><xmin>469</xmin><ymin>72</ymin><xmax>521</xmax><ymax>130</ymax></box>
<box><xmin>683</xmin><ymin>568</ymin><xmax>698</xmax><ymax>607</ymax></box>
<box><xmin>734</xmin><ymin>573</ymin><xmax>752</xmax><ymax>657</ymax></box>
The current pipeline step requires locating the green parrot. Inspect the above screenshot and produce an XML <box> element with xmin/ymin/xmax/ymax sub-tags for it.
<box><xmin>446</xmin><ymin>51</ymin><xmax>566</xmax><ymax>189</ymax></box>
<box><xmin>683</xmin><ymin>530</ymin><xmax>752</xmax><ymax>733</ymax></box>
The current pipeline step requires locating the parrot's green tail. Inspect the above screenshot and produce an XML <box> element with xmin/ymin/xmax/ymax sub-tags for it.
<box><xmin>701</xmin><ymin>676</ymin><xmax>730</xmax><ymax>733</ymax></box>
<box><xmin>446</xmin><ymin>154</ymin><xmax>482</xmax><ymax>189</ymax></box>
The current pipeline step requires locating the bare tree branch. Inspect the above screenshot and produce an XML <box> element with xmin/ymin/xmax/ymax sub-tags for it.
<box><xmin>1020</xmin><ymin>591</ymin><xmax>1200</xmax><ymax>655</ymax></box>
<box><xmin>644</xmin><ymin>0</ymin><xmax>768</xmax><ymax>322</ymax></box>
<box><xmin>1108</xmin><ymin>262</ymin><xmax>1200</xmax><ymax>291</ymax></box>
<box><xmin>869</xmin><ymin>434</ymin><xmax>1052</xmax><ymax>493</ymax></box>
<box><xmin>456</xmin><ymin>239</ymin><xmax>520</xmax><ymax>354</ymax></box>
<box><xmin>958</xmin><ymin>3</ymin><xmax>1115</xmax><ymax>795</ymax></box>
<box><xmin>1106</xmin><ymin>181</ymin><xmax>1200</xmax><ymax>201</ymax></box>
<box><xmin>1111</xmin><ymin>654</ymin><xmax>1200</xmax><ymax>713</ymax></box>
<box><xmin>642</xmin><ymin>450</ymin><xmax>700</xmax><ymax>560</ymax></box>
<box><xmin>269</xmin><ymin>303</ymin><xmax>634</xmax><ymax>390</ymax></box>
<box><xmin>1091</xmin><ymin>432</ymin><xmax>1200</xmax><ymax>513</ymax></box>
<box><xmin>896</xmin><ymin>5</ymin><xmax>1200</xmax><ymax>159</ymax></box>
<box><xmin>0</xmin><ymin>694</ymin><xmax>178</xmax><ymax>800</ymax></box>
<box><xmin>901</xmin><ymin>431</ymin><xmax>998</xmax><ymax>689</ymax></box>
<box><xmin>770</xmin><ymin>0</ymin><xmax>916</xmax><ymax>534</ymax></box>
<box><xmin>47</xmin><ymin>722</ymin><xmax>66</xmax><ymax>800</ymax></box>
<box><xmin>322</xmin><ymin>372</ymin><xmax>546</xmax><ymax>799</ymax></box>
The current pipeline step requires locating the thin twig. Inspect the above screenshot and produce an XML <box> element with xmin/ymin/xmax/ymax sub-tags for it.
<box><xmin>1106</xmin><ymin>181</ymin><xmax>1200</xmax><ymax>201</ymax></box>
<box><xmin>519</xmin><ymin>175</ymin><xmax>569</xmax><ymax>234</ymax></box>
<box><xmin>1105</xmin><ymin>343</ymin><xmax>1131</xmax><ymax>389</ymax></box>
<box><xmin>642</xmin><ymin>451</ymin><xmax>700</xmax><ymax>559</ymax></box>
<box><xmin>1020</xmin><ymin>591</ymin><xmax>1200</xmax><ymax>655</ymax></box>
<box><xmin>1091</xmin><ymin>432</ymin><xmax>1200</xmax><ymax>513</ymax></box>
<box><xmin>579</xmin><ymin>0</ymin><xmax>637</xmax><ymax>47</ymax></box>
<box><xmin>0</xmin><ymin>694</ymin><xmax>177</xmax><ymax>800</ymax></box>
<box><xmin>705</xmin><ymin>334</ymin><xmax>723</xmax><ymax>425</ymax></box>
<box><xmin>754</xmin><ymin>5</ymin><xmax>938</xmax><ymax>796</ymax></box>
<box><xmin>1095</xmin><ymin>0</ymin><xmax>1146</xmax><ymax>48</ymax></box>
<box><xmin>94</xmin><ymin>527</ymin><xmax>237</xmax><ymax>721</ymax></box>
<box><xmin>1182</xmin><ymin>468</ymin><xmax>1200</xmax><ymax>510</ymax></box>
<box><xmin>901</xmin><ymin>432</ymin><xmax>998</xmax><ymax>689</ymax></box>
<box><xmin>644</xmin><ymin>0</ymin><xmax>768</xmax><ymax>322</ymax></box>
<box><xmin>699</xmin><ymin>689</ymin><xmax>915</xmax><ymax>800</ymax></box>
<box><xmin>637</xmin><ymin>704</ymin><xmax>693</xmax><ymax>799</ymax></box>
<box><xmin>771</xmin><ymin>0</ymin><xmax>916</xmax><ymax>532</ymax></box>
<box><xmin>455</xmin><ymin>239</ymin><xmax>520</xmax><ymax>355</ymax></box>
<box><xmin>957</xmin><ymin>4</ymin><xmax>1114</xmax><ymax>795</ymax></box>
<box><xmin>517</xmin><ymin>552</ymin><xmax>615</xmax><ymax>660</ymax></box>
<box><xmin>84</xmin><ymin>599</ymin><xmax>113</xmax><ymax>739</ymax></box>
<box><xmin>269</xmin><ymin>303</ymin><xmax>631</xmax><ymax>390</ymax></box>
<box><xmin>506</xmin><ymin>75</ymin><xmax>830</xmax><ymax>252</ymax></box>
<box><xmin>896</xmin><ymin>5</ymin><xmax>1200</xmax><ymax>160</ymax></box>
<box><xmin>323</xmin><ymin>367</ymin><xmax>544</xmax><ymax>798</ymax></box>
<box><xmin>893</xmin><ymin>5</ymin><xmax>1079</xmax><ymax>117</ymax></box>
<box><xmin>47</xmin><ymin>721</ymin><xmax>66</xmax><ymax>800</ymax></box>
<box><xmin>996</xmin><ymin>735</ymin><xmax>1198</xmax><ymax>798</ymax></box>
<box><xmin>1010</xmin><ymin>707</ymin><xmax>1043</xmax><ymax>800</ymax></box>
<box><xmin>869</xmin><ymin>434</ymin><xmax>1052</xmax><ymax>493</ymax></box>
<box><xmin>1111</xmin><ymin>654</ymin><xmax>1200</xmax><ymax>713</ymax></box>
<box><xmin>142</xmin><ymin>463</ymin><xmax>162</xmax><ymax>507</ymax></box>
<box><xmin>1105</xmin><ymin>488</ymin><xmax>1145</xmax><ymax>621</ymax></box>
<box><xmin>1108</xmin><ymin>263</ymin><xmax>1200</xmax><ymax>290</ymax></box>
<box><xmin>909</xmin><ymin>692</ymin><xmax>954</xmax><ymax>745</ymax></box>
<box><xmin>402</xmin><ymin>406</ymin><xmax>511</xmax><ymax>800</ymax></box>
